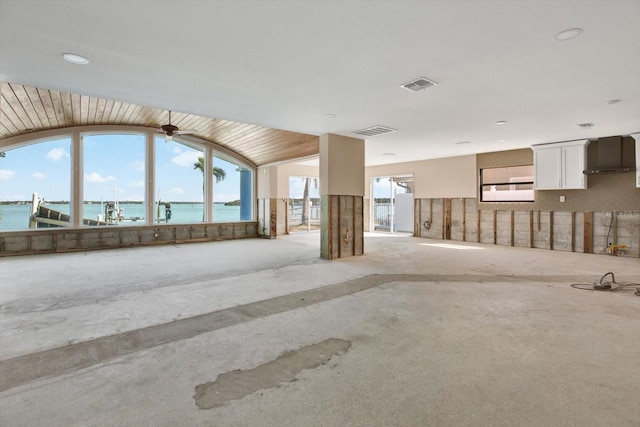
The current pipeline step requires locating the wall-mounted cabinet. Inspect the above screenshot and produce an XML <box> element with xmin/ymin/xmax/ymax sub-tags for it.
<box><xmin>532</xmin><ymin>140</ymin><xmax>589</xmax><ymax>190</ymax></box>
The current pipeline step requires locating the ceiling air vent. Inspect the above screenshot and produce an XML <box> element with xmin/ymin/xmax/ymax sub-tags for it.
<box><xmin>578</xmin><ymin>122</ymin><xmax>594</xmax><ymax>129</ymax></box>
<box><xmin>353</xmin><ymin>125</ymin><xmax>397</xmax><ymax>137</ymax></box>
<box><xmin>401</xmin><ymin>77</ymin><xmax>437</xmax><ymax>92</ymax></box>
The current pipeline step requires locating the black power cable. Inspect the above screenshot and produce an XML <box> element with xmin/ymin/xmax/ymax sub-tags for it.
<box><xmin>605</xmin><ymin>212</ymin><xmax>614</xmax><ymax>252</ymax></box>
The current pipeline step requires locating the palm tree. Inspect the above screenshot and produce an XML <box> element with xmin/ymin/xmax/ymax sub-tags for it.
<box><xmin>193</xmin><ymin>157</ymin><xmax>226</xmax><ymax>183</ymax></box>
<box><xmin>302</xmin><ymin>177</ymin><xmax>318</xmax><ymax>226</ymax></box>
<box><xmin>193</xmin><ymin>157</ymin><xmax>226</xmax><ymax>221</ymax></box>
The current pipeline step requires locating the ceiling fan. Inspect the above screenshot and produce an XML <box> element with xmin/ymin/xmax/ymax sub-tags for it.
<box><xmin>157</xmin><ymin>111</ymin><xmax>197</xmax><ymax>141</ymax></box>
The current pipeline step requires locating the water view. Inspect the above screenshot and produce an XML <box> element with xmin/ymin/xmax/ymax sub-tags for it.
<box><xmin>0</xmin><ymin>202</ymin><xmax>242</xmax><ymax>231</ymax></box>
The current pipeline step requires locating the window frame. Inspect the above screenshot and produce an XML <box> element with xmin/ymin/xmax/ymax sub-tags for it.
<box><xmin>0</xmin><ymin>126</ymin><xmax>257</xmax><ymax>231</ymax></box>
<box><xmin>211</xmin><ymin>152</ymin><xmax>255</xmax><ymax>223</ymax></box>
<box><xmin>479</xmin><ymin>165</ymin><xmax>535</xmax><ymax>203</ymax></box>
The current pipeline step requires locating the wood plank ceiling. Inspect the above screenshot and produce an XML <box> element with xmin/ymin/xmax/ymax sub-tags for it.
<box><xmin>0</xmin><ymin>82</ymin><xmax>319</xmax><ymax>166</ymax></box>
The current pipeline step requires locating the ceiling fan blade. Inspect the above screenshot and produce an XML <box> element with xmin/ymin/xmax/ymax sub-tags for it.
<box><xmin>174</xmin><ymin>129</ymin><xmax>198</xmax><ymax>135</ymax></box>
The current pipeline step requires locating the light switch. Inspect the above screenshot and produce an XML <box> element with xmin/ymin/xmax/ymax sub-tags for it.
<box><xmin>560</xmin><ymin>196</ymin><xmax>566</xmax><ymax>202</ymax></box>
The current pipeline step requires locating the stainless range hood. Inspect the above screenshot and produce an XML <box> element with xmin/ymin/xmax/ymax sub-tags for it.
<box><xmin>583</xmin><ymin>136</ymin><xmax>636</xmax><ymax>175</ymax></box>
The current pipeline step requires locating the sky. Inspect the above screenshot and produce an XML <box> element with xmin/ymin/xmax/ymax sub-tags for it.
<box><xmin>0</xmin><ymin>133</ymin><xmax>407</xmax><ymax>204</ymax></box>
<box><xmin>0</xmin><ymin>134</ymin><xmax>245</xmax><ymax>203</ymax></box>
<box><xmin>288</xmin><ymin>176</ymin><xmax>319</xmax><ymax>199</ymax></box>
<box><xmin>370</xmin><ymin>176</ymin><xmax>409</xmax><ymax>199</ymax></box>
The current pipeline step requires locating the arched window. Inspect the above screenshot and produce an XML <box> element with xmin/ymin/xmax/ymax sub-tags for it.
<box><xmin>154</xmin><ymin>136</ymin><xmax>205</xmax><ymax>224</ymax></box>
<box><xmin>0</xmin><ymin>127</ymin><xmax>255</xmax><ymax>231</ymax></box>
<box><xmin>82</xmin><ymin>133</ymin><xmax>146</xmax><ymax>226</ymax></box>
<box><xmin>0</xmin><ymin>137</ymin><xmax>72</xmax><ymax>230</ymax></box>
<box><xmin>212</xmin><ymin>155</ymin><xmax>254</xmax><ymax>222</ymax></box>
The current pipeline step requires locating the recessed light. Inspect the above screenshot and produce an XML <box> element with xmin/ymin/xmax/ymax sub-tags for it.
<box><xmin>496</xmin><ymin>120</ymin><xmax>506</xmax><ymax>125</ymax></box>
<box><xmin>62</xmin><ymin>53</ymin><xmax>90</xmax><ymax>65</ymax></box>
<box><xmin>498</xmin><ymin>139</ymin><xmax>507</xmax><ymax>143</ymax></box>
<box><xmin>382</xmin><ymin>152</ymin><xmax>396</xmax><ymax>156</ymax></box>
<box><xmin>578</xmin><ymin>122</ymin><xmax>594</xmax><ymax>129</ymax></box>
<box><xmin>324</xmin><ymin>113</ymin><xmax>336</xmax><ymax>119</ymax></box>
<box><xmin>607</xmin><ymin>99</ymin><xmax>621</xmax><ymax>105</ymax></box>
<box><xmin>455</xmin><ymin>141</ymin><xmax>471</xmax><ymax>145</ymax></box>
<box><xmin>555</xmin><ymin>28</ymin><xmax>583</xmax><ymax>41</ymax></box>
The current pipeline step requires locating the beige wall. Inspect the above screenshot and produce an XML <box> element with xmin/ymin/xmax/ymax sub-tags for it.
<box><xmin>261</xmin><ymin>145</ymin><xmax>476</xmax><ymax>201</ymax></box>
<box><xmin>320</xmin><ymin>134</ymin><xmax>365</xmax><ymax>196</ymax></box>
<box><xmin>257</xmin><ymin>162</ymin><xmax>320</xmax><ymax>237</ymax></box>
<box><xmin>257</xmin><ymin>163</ymin><xmax>319</xmax><ymax>199</ymax></box>
<box><xmin>276</xmin><ymin>163</ymin><xmax>319</xmax><ymax>198</ymax></box>
<box><xmin>477</xmin><ymin>148</ymin><xmax>640</xmax><ymax>211</ymax></box>
<box><xmin>365</xmin><ymin>155</ymin><xmax>477</xmax><ymax>199</ymax></box>
<box><xmin>257</xmin><ymin>166</ymin><xmax>277</xmax><ymax>199</ymax></box>
<box><xmin>477</xmin><ymin>148</ymin><xmax>533</xmax><ymax>169</ymax></box>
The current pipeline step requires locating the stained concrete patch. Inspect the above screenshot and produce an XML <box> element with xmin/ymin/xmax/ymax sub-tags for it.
<box><xmin>0</xmin><ymin>274</ymin><xmax>382</xmax><ymax>392</ymax></box>
<box><xmin>194</xmin><ymin>338</ymin><xmax>351</xmax><ymax>409</ymax></box>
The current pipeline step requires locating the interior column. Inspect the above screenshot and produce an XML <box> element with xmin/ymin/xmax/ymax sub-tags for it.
<box><xmin>320</xmin><ymin>133</ymin><xmax>365</xmax><ymax>259</ymax></box>
<box><xmin>256</xmin><ymin>166</ymin><xmax>278</xmax><ymax>238</ymax></box>
<box><xmin>239</xmin><ymin>168</ymin><xmax>252</xmax><ymax>221</ymax></box>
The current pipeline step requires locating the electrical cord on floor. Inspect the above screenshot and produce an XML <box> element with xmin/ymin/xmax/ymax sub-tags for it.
<box><xmin>570</xmin><ymin>271</ymin><xmax>640</xmax><ymax>294</ymax></box>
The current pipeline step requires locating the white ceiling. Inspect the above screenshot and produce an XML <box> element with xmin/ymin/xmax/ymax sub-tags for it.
<box><xmin>1</xmin><ymin>0</ymin><xmax>639</xmax><ymax>166</ymax></box>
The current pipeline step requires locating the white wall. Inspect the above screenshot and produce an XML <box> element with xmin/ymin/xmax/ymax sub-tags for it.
<box><xmin>394</xmin><ymin>193</ymin><xmax>414</xmax><ymax>232</ymax></box>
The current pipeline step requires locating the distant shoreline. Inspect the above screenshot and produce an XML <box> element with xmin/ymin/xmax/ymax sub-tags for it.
<box><xmin>0</xmin><ymin>201</ymin><xmax>237</xmax><ymax>205</ymax></box>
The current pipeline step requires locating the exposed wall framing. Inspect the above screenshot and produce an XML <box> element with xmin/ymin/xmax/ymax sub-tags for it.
<box><xmin>414</xmin><ymin>198</ymin><xmax>639</xmax><ymax>258</ymax></box>
<box><xmin>321</xmin><ymin>195</ymin><xmax>364</xmax><ymax>260</ymax></box>
<box><xmin>0</xmin><ymin>222</ymin><xmax>259</xmax><ymax>256</ymax></box>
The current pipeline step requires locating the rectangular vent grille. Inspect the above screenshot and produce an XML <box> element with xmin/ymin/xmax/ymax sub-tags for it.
<box><xmin>353</xmin><ymin>125</ymin><xmax>397</xmax><ymax>137</ymax></box>
<box><xmin>401</xmin><ymin>77</ymin><xmax>437</xmax><ymax>92</ymax></box>
<box><xmin>392</xmin><ymin>174</ymin><xmax>414</xmax><ymax>183</ymax></box>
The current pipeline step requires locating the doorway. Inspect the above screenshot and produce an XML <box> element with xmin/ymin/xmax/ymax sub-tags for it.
<box><xmin>288</xmin><ymin>176</ymin><xmax>320</xmax><ymax>233</ymax></box>
<box><xmin>371</xmin><ymin>175</ymin><xmax>414</xmax><ymax>233</ymax></box>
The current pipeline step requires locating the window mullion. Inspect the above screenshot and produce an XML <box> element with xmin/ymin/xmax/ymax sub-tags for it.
<box><xmin>204</xmin><ymin>145</ymin><xmax>213</xmax><ymax>222</ymax></box>
<box><xmin>72</xmin><ymin>131</ymin><xmax>82</xmax><ymax>228</ymax></box>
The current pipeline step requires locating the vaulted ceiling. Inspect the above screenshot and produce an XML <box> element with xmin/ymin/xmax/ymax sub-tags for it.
<box><xmin>0</xmin><ymin>82</ymin><xmax>318</xmax><ymax>166</ymax></box>
<box><xmin>1</xmin><ymin>1</ymin><xmax>639</xmax><ymax>166</ymax></box>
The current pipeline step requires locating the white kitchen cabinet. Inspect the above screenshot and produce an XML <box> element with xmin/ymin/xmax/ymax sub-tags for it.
<box><xmin>532</xmin><ymin>140</ymin><xmax>589</xmax><ymax>190</ymax></box>
<box><xmin>533</xmin><ymin>146</ymin><xmax>561</xmax><ymax>189</ymax></box>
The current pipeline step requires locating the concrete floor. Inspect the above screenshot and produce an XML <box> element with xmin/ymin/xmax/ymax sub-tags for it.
<box><xmin>0</xmin><ymin>233</ymin><xmax>639</xmax><ymax>426</ymax></box>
